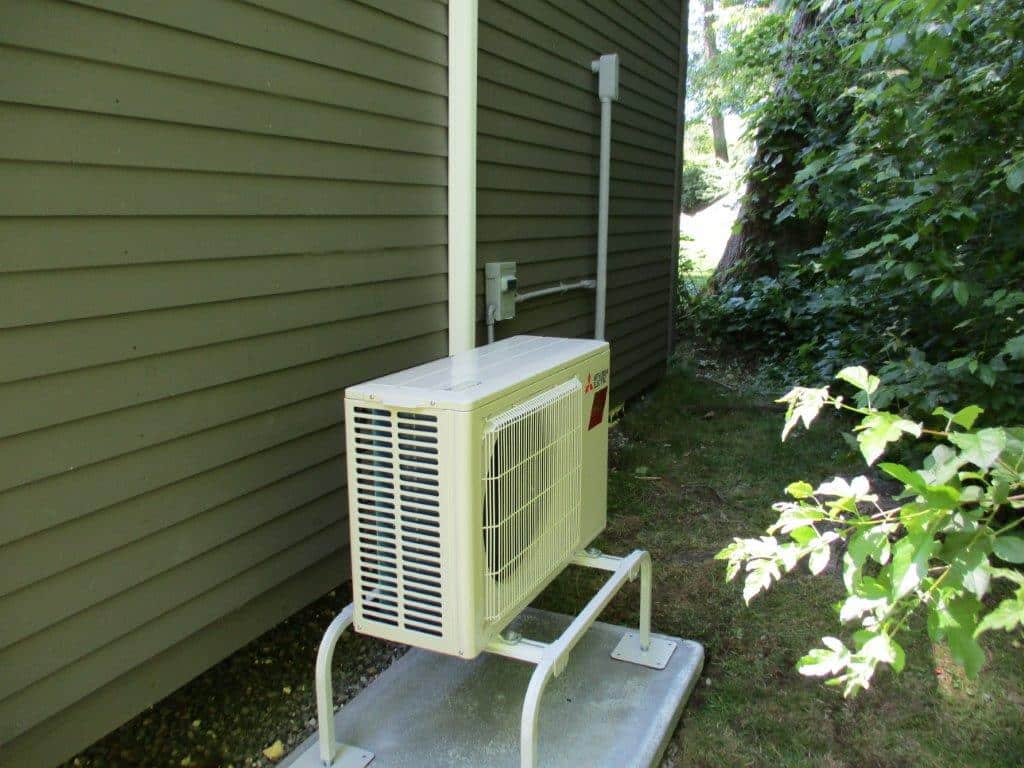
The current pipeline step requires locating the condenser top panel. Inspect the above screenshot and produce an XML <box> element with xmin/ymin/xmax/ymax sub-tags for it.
<box><xmin>346</xmin><ymin>335</ymin><xmax>609</xmax><ymax>412</ymax></box>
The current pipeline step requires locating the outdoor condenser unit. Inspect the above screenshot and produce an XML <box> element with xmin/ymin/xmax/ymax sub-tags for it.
<box><xmin>343</xmin><ymin>335</ymin><xmax>610</xmax><ymax>658</ymax></box>
<box><xmin>309</xmin><ymin>336</ymin><xmax>678</xmax><ymax>768</ymax></box>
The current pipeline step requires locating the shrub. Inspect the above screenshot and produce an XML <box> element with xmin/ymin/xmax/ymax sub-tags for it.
<box><xmin>700</xmin><ymin>0</ymin><xmax>1024</xmax><ymax>422</ymax></box>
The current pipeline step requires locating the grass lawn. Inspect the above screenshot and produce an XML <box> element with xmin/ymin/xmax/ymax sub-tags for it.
<box><xmin>536</xmin><ymin>354</ymin><xmax>1024</xmax><ymax>768</ymax></box>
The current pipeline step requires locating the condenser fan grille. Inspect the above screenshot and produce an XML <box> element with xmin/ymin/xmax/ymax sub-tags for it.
<box><xmin>482</xmin><ymin>379</ymin><xmax>583</xmax><ymax>624</ymax></box>
<box><xmin>352</xmin><ymin>407</ymin><xmax>444</xmax><ymax>638</ymax></box>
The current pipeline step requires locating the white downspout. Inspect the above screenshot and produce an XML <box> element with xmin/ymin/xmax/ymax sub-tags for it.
<box><xmin>591</xmin><ymin>54</ymin><xmax>619</xmax><ymax>341</ymax></box>
<box><xmin>448</xmin><ymin>0</ymin><xmax>478</xmax><ymax>355</ymax></box>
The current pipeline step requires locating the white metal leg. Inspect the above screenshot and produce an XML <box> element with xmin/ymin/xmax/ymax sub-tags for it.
<box><xmin>488</xmin><ymin>548</ymin><xmax>675</xmax><ymax>768</ymax></box>
<box><xmin>314</xmin><ymin>604</ymin><xmax>374</xmax><ymax>768</ymax></box>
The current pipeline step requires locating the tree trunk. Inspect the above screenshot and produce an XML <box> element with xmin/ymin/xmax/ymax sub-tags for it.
<box><xmin>702</xmin><ymin>0</ymin><xmax>729</xmax><ymax>162</ymax></box>
<box><xmin>709</xmin><ymin>112</ymin><xmax>729</xmax><ymax>162</ymax></box>
<box><xmin>713</xmin><ymin>6</ymin><xmax>826</xmax><ymax>288</ymax></box>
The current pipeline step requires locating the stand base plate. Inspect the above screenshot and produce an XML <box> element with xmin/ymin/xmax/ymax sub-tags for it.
<box><xmin>611</xmin><ymin>632</ymin><xmax>677</xmax><ymax>670</ymax></box>
<box><xmin>283</xmin><ymin>609</ymin><xmax>704</xmax><ymax>768</ymax></box>
<box><xmin>316</xmin><ymin>745</ymin><xmax>374</xmax><ymax>768</ymax></box>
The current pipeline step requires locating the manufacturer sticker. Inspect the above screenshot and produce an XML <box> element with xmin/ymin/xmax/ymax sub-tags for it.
<box><xmin>584</xmin><ymin>368</ymin><xmax>609</xmax><ymax>393</ymax></box>
<box><xmin>588</xmin><ymin>386</ymin><xmax>608</xmax><ymax>429</ymax></box>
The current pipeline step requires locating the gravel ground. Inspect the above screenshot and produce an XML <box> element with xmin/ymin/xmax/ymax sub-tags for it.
<box><xmin>63</xmin><ymin>585</ymin><xmax>404</xmax><ymax>768</ymax></box>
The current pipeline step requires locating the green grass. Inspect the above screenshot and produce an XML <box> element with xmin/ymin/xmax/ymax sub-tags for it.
<box><xmin>534</xmin><ymin>357</ymin><xmax>1024</xmax><ymax>768</ymax></box>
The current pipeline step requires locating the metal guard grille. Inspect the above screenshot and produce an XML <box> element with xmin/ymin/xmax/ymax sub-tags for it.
<box><xmin>482</xmin><ymin>379</ymin><xmax>583</xmax><ymax>624</ymax></box>
<box><xmin>352</xmin><ymin>406</ymin><xmax>443</xmax><ymax>638</ymax></box>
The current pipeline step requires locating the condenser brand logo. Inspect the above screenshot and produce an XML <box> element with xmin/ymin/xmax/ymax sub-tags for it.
<box><xmin>583</xmin><ymin>368</ymin><xmax>609</xmax><ymax>393</ymax></box>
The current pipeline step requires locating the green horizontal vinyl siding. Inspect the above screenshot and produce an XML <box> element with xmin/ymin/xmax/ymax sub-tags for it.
<box><xmin>0</xmin><ymin>1</ymin><xmax>448</xmax><ymax>766</ymax></box>
<box><xmin>477</xmin><ymin>0</ymin><xmax>683</xmax><ymax>401</ymax></box>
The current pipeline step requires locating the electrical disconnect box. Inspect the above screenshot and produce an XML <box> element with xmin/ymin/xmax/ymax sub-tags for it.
<box><xmin>485</xmin><ymin>261</ymin><xmax>518</xmax><ymax>321</ymax></box>
<box><xmin>591</xmin><ymin>53</ymin><xmax>619</xmax><ymax>102</ymax></box>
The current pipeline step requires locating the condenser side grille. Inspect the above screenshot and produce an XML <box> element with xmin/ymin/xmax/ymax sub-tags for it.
<box><xmin>481</xmin><ymin>379</ymin><xmax>583</xmax><ymax>624</ymax></box>
<box><xmin>352</xmin><ymin>407</ymin><xmax>443</xmax><ymax>638</ymax></box>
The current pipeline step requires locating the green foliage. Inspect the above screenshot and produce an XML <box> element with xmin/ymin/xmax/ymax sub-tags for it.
<box><xmin>717</xmin><ymin>367</ymin><xmax>1024</xmax><ymax>696</ymax></box>
<box><xmin>697</xmin><ymin>0</ymin><xmax>1024</xmax><ymax>420</ymax></box>
<box><xmin>681</xmin><ymin>159</ymin><xmax>729</xmax><ymax>214</ymax></box>
<box><xmin>681</xmin><ymin>121</ymin><xmax>738</xmax><ymax>213</ymax></box>
<box><xmin>689</xmin><ymin>0</ymin><xmax>782</xmax><ymax>119</ymax></box>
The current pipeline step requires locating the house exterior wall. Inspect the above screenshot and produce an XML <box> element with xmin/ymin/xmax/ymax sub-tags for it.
<box><xmin>0</xmin><ymin>2</ymin><xmax>448</xmax><ymax>765</ymax></box>
<box><xmin>0</xmin><ymin>1</ymin><xmax>683</xmax><ymax>766</ymax></box>
<box><xmin>477</xmin><ymin>0</ymin><xmax>683</xmax><ymax>401</ymax></box>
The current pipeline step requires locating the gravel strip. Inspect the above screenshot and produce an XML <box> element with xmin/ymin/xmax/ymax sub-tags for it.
<box><xmin>63</xmin><ymin>586</ymin><xmax>404</xmax><ymax>768</ymax></box>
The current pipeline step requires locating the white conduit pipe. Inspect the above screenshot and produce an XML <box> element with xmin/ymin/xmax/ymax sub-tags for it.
<box><xmin>448</xmin><ymin>0</ymin><xmax>478</xmax><ymax>355</ymax></box>
<box><xmin>591</xmin><ymin>54</ymin><xmax>619</xmax><ymax>341</ymax></box>
<box><xmin>515</xmin><ymin>278</ymin><xmax>596</xmax><ymax>303</ymax></box>
<box><xmin>488</xmin><ymin>279</ymin><xmax>597</xmax><ymax>344</ymax></box>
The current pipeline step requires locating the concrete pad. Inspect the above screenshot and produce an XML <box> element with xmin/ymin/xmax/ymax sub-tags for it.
<box><xmin>284</xmin><ymin>609</ymin><xmax>704</xmax><ymax>768</ymax></box>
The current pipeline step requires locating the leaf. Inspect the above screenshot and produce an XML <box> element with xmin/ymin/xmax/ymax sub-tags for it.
<box><xmin>794</xmin><ymin>158</ymin><xmax>825</xmax><ymax>184</ymax></box>
<box><xmin>263</xmin><ymin>740</ymin><xmax>285</xmax><ymax>762</ymax></box>
<box><xmin>950</xmin><ymin>405</ymin><xmax>984</xmax><ymax>430</ymax></box>
<box><xmin>839</xmin><ymin>593</ymin><xmax>887</xmax><ymax>623</ymax></box>
<box><xmin>848</xmin><ymin>527</ymin><xmax>891</xmax><ymax>567</ymax></box>
<box><xmin>836</xmin><ymin>366</ymin><xmax>880</xmax><ymax>394</ymax></box>
<box><xmin>798</xmin><ymin>637</ymin><xmax>850</xmax><ymax>677</ymax></box>
<box><xmin>770</xmin><ymin>502</ymin><xmax>824</xmax><ymax>534</ymax></box>
<box><xmin>815</xmin><ymin>475</ymin><xmax>874</xmax><ymax>501</ymax></box>
<box><xmin>861</xmin><ymin>633</ymin><xmax>898</xmax><ymax>665</ymax></box>
<box><xmin>884</xmin><ymin>195</ymin><xmax>925</xmax><ymax>213</ymax></box>
<box><xmin>856</xmin><ymin>413</ymin><xmax>922</xmax><ymax>465</ymax></box>
<box><xmin>786</xmin><ymin>481</ymin><xmax>815</xmax><ymax>499</ymax></box>
<box><xmin>952</xmin><ymin>280</ymin><xmax>969</xmax><ymax>307</ymax></box>
<box><xmin>945</xmin><ymin>535</ymin><xmax>993</xmax><ymax>599</ymax></box>
<box><xmin>860</xmin><ymin>39</ymin><xmax>879</xmax><ymax>65</ymax></box>
<box><xmin>922</xmin><ymin>444</ymin><xmax>966</xmax><ymax>485</ymax></box>
<box><xmin>1007</xmin><ymin>161</ymin><xmax>1024</xmax><ymax>193</ymax></box>
<box><xmin>879</xmin><ymin>462</ymin><xmax>927</xmax><ymax>493</ymax></box>
<box><xmin>742</xmin><ymin>554</ymin><xmax>782</xmax><ymax>604</ymax></box>
<box><xmin>808</xmin><ymin>543</ymin><xmax>831</xmax><ymax>575</ymax></box>
<box><xmin>949</xmin><ymin>428</ymin><xmax>1007</xmax><ymax>469</ymax></box>
<box><xmin>1001</xmin><ymin>334</ymin><xmax>1024</xmax><ymax>360</ymax></box>
<box><xmin>946</xmin><ymin>626</ymin><xmax>985</xmax><ymax>677</ymax></box>
<box><xmin>993</xmin><ymin>535</ymin><xmax>1024</xmax><ymax>564</ymax></box>
<box><xmin>975</xmin><ymin>597</ymin><xmax>1024</xmax><ymax>635</ymax></box>
<box><xmin>890</xmin><ymin>531</ymin><xmax>936</xmax><ymax>599</ymax></box>
<box><xmin>775</xmin><ymin>202</ymin><xmax>797</xmax><ymax>223</ymax></box>
<box><xmin>777</xmin><ymin>387</ymin><xmax>830</xmax><ymax>440</ymax></box>
<box><xmin>978</xmin><ymin>364</ymin><xmax>996</xmax><ymax>387</ymax></box>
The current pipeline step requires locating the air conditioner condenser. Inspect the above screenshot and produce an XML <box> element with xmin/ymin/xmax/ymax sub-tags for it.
<box><xmin>344</xmin><ymin>335</ymin><xmax>610</xmax><ymax>659</ymax></box>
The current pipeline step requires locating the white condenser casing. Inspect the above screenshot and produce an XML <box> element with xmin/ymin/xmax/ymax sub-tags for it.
<box><xmin>344</xmin><ymin>336</ymin><xmax>610</xmax><ymax>659</ymax></box>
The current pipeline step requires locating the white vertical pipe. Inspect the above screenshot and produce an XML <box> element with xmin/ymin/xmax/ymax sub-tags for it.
<box><xmin>448</xmin><ymin>0</ymin><xmax>478</xmax><ymax>355</ymax></box>
<box><xmin>594</xmin><ymin>97</ymin><xmax>612</xmax><ymax>341</ymax></box>
<box><xmin>591</xmin><ymin>54</ymin><xmax>618</xmax><ymax>341</ymax></box>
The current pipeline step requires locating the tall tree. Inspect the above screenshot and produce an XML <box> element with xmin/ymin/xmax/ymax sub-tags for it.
<box><xmin>714</xmin><ymin>4</ymin><xmax>822</xmax><ymax>286</ymax></box>
<box><xmin>701</xmin><ymin>0</ymin><xmax>729</xmax><ymax>162</ymax></box>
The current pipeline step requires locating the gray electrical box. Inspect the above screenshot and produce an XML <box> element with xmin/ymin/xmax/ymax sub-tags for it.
<box><xmin>485</xmin><ymin>261</ymin><xmax>518</xmax><ymax>321</ymax></box>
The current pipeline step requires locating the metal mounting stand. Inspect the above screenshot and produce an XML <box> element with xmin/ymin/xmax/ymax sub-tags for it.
<box><xmin>313</xmin><ymin>605</ymin><xmax>374</xmax><ymax>768</ymax></box>
<box><xmin>312</xmin><ymin>548</ymin><xmax>674</xmax><ymax>768</ymax></box>
<box><xmin>485</xmin><ymin>548</ymin><xmax>676</xmax><ymax>768</ymax></box>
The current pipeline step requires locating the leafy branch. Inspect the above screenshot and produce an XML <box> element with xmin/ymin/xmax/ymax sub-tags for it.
<box><xmin>716</xmin><ymin>366</ymin><xmax>1024</xmax><ymax>696</ymax></box>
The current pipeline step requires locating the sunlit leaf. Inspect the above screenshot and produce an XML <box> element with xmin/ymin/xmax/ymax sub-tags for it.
<box><xmin>993</xmin><ymin>535</ymin><xmax>1024</xmax><ymax>564</ymax></box>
